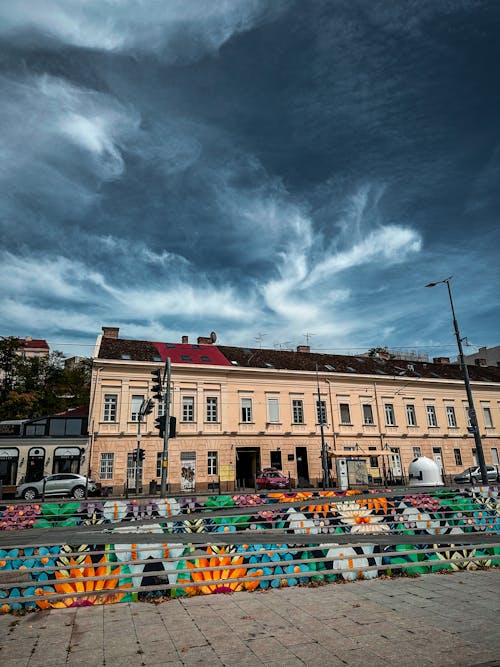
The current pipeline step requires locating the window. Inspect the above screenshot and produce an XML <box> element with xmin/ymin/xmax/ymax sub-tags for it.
<box><xmin>472</xmin><ymin>448</ymin><xmax>477</xmax><ymax>465</ymax></box>
<box><xmin>362</xmin><ymin>404</ymin><xmax>374</xmax><ymax>425</ymax></box>
<box><xmin>157</xmin><ymin>401</ymin><xmax>165</xmax><ymax>417</ymax></box>
<box><xmin>426</xmin><ymin>405</ymin><xmax>438</xmax><ymax>427</ymax></box>
<box><xmin>446</xmin><ymin>406</ymin><xmax>457</xmax><ymax>428</ymax></box>
<box><xmin>156</xmin><ymin>452</ymin><xmax>162</xmax><ymax>478</ymax></box>
<box><xmin>369</xmin><ymin>456</ymin><xmax>378</xmax><ymax>468</ymax></box>
<box><xmin>127</xmin><ymin>452</ymin><xmax>142</xmax><ymax>482</ymax></box>
<box><xmin>292</xmin><ymin>399</ymin><xmax>304</xmax><ymax>424</ymax></box>
<box><xmin>270</xmin><ymin>450</ymin><xmax>282</xmax><ymax>470</ymax></box>
<box><xmin>130</xmin><ymin>394</ymin><xmax>144</xmax><ymax>422</ymax></box>
<box><xmin>206</xmin><ymin>397</ymin><xmax>218</xmax><ymax>422</ymax></box>
<box><xmin>208</xmin><ymin>451</ymin><xmax>218</xmax><ymax>475</ymax></box>
<box><xmin>464</xmin><ymin>405</ymin><xmax>472</xmax><ymax>427</ymax></box>
<box><xmin>267</xmin><ymin>398</ymin><xmax>280</xmax><ymax>423</ymax></box>
<box><xmin>339</xmin><ymin>403</ymin><xmax>351</xmax><ymax>425</ymax></box>
<box><xmin>384</xmin><ymin>403</ymin><xmax>395</xmax><ymax>426</ymax></box>
<box><xmin>492</xmin><ymin>448</ymin><xmax>499</xmax><ymax>466</ymax></box>
<box><xmin>182</xmin><ymin>396</ymin><xmax>195</xmax><ymax>422</ymax></box>
<box><xmin>454</xmin><ymin>449</ymin><xmax>462</xmax><ymax>466</ymax></box>
<box><xmin>483</xmin><ymin>406</ymin><xmax>493</xmax><ymax>428</ymax></box>
<box><xmin>316</xmin><ymin>400</ymin><xmax>327</xmax><ymax>424</ymax></box>
<box><xmin>406</xmin><ymin>404</ymin><xmax>417</xmax><ymax>426</ymax></box>
<box><xmin>99</xmin><ymin>453</ymin><xmax>114</xmax><ymax>480</ymax></box>
<box><xmin>241</xmin><ymin>398</ymin><xmax>253</xmax><ymax>423</ymax></box>
<box><xmin>103</xmin><ymin>394</ymin><xmax>118</xmax><ymax>422</ymax></box>
<box><xmin>413</xmin><ymin>446</ymin><xmax>422</xmax><ymax>458</ymax></box>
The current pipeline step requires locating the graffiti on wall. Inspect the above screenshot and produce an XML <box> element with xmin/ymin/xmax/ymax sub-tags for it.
<box><xmin>0</xmin><ymin>487</ymin><xmax>499</xmax><ymax>612</ymax></box>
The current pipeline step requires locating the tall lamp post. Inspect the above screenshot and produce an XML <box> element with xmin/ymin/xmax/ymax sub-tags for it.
<box><xmin>425</xmin><ymin>277</ymin><xmax>489</xmax><ymax>484</ymax></box>
<box><xmin>316</xmin><ymin>365</ymin><xmax>329</xmax><ymax>489</ymax></box>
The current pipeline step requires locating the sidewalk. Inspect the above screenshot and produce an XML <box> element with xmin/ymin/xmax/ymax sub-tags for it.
<box><xmin>1</xmin><ymin>570</ymin><xmax>499</xmax><ymax>667</ymax></box>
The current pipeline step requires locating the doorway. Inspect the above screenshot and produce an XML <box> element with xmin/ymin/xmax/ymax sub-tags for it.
<box><xmin>295</xmin><ymin>447</ymin><xmax>310</xmax><ymax>487</ymax></box>
<box><xmin>433</xmin><ymin>447</ymin><xmax>445</xmax><ymax>482</ymax></box>
<box><xmin>236</xmin><ymin>448</ymin><xmax>260</xmax><ymax>488</ymax></box>
<box><xmin>26</xmin><ymin>448</ymin><xmax>45</xmax><ymax>482</ymax></box>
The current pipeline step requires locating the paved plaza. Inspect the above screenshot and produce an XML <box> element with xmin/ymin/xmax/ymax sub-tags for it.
<box><xmin>0</xmin><ymin>570</ymin><xmax>499</xmax><ymax>667</ymax></box>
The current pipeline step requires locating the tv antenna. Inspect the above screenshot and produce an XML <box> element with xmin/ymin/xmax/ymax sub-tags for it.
<box><xmin>304</xmin><ymin>332</ymin><xmax>316</xmax><ymax>346</ymax></box>
<box><xmin>254</xmin><ymin>332</ymin><xmax>268</xmax><ymax>349</ymax></box>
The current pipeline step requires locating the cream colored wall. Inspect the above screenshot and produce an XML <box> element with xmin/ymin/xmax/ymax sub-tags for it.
<box><xmin>89</xmin><ymin>359</ymin><xmax>500</xmax><ymax>491</ymax></box>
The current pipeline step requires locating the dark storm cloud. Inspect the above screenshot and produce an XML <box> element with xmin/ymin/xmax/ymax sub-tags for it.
<box><xmin>0</xmin><ymin>0</ymin><xmax>499</xmax><ymax>356</ymax></box>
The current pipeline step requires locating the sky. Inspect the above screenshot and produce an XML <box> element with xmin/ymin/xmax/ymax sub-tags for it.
<box><xmin>1</xmin><ymin>0</ymin><xmax>499</xmax><ymax>360</ymax></box>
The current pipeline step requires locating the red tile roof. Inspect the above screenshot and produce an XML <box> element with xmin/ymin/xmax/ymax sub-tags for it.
<box><xmin>98</xmin><ymin>337</ymin><xmax>231</xmax><ymax>366</ymax></box>
<box><xmin>20</xmin><ymin>338</ymin><xmax>49</xmax><ymax>350</ymax></box>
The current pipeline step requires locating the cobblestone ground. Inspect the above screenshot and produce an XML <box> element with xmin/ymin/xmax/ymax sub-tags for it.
<box><xmin>1</xmin><ymin>570</ymin><xmax>499</xmax><ymax>667</ymax></box>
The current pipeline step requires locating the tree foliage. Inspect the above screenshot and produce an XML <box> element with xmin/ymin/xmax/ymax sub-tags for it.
<box><xmin>0</xmin><ymin>337</ymin><xmax>90</xmax><ymax>420</ymax></box>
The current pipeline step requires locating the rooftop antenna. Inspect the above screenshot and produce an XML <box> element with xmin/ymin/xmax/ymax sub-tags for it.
<box><xmin>304</xmin><ymin>332</ymin><xmax>315</xmax><ymax>347</ymax></box>
<box><xmin>254</xmin><ymin>332</ymin><xmax>268</xmax><ymax>349</ymax></box>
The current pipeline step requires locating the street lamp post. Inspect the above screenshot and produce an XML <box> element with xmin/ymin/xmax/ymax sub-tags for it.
<box><xmin>316</xmin><ymin>365</ymin><xmax>329</xmax><ymax>489</ymax></box>
<box><xmin>425</xmin><ymin>277</ymin><xmax>489</xmax><ymax>485</ymax></box>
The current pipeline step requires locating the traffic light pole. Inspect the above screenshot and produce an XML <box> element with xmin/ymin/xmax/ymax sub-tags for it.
<box><xmin>160</xmin><ymin>358</ymin><xmax>172</xmax><ymax>498</ymax></box>
<box><xmin>135</xmin><ymin>411</ymin><xmax>143</xmax><ymax>495</ymax></box>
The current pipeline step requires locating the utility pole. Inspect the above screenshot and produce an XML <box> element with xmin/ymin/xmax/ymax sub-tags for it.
<box><xmin>160</xmin><ymin>358</ymin><xmax>172</xmax><ymax>498</ymax></box>
<box><xmin>135</xmin><ymin>398</ymin><xmax>154</xmax><ymax>494</ymax></box>
<box><xmin>426</xmin><ymin>277</ymin><xmax>489</xmax><ymax>485</ymax></box>
<box><xmin>316</xmin><ymin>364</ymin><xmax>329</xmax><ymax>489</ymax></box>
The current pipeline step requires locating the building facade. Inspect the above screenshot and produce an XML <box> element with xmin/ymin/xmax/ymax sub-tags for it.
<box><xmin>88</xmin><ymin>327</ymin><xmax>500</xmax><ymax>494</ymax></box>
<box><xmin>0</xmin><ymin>408</ymin><xmax>88</xmax><ymax>495</ymax></box>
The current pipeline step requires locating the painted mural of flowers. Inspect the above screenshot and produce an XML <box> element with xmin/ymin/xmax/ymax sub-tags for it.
<box><xmin>205</xmin><ymin>495</ymin><xmax>235</xmax><ymax>509</ymax></box>
<box><xmin>429</xmin><ymin>546</ymin><xmax>488</xmax><ymax>572</ymax></box>
<box><xmin>338</xmin><ymin>505</ymin><xmax>390</xmax><ymax>534</ymax></box>
<box><xmin>403</xmin><ymin>495</ymin><xmax>440</xmax><ymax>513</ymax></box>
<box><xmin>102</xmin><ymin>499</ymin><xmax>129</xmax><ymax>523</ymax></box>
<box><xmin>285</xmin><ymin>508</ymin><xmax>317</xmax><ymax>534</ymax></box>
<box><xmin>173</xmin><ymin>517</ymin><xmax>214</xmax><ymax>533</ymax></box>
<box><xmin>325</xmin><ymin>544</ymin><xmax>381</xmax><ymax>580</ymax></box>
<box><xmin>250</xmin><ymin>508</ymin><xmax>285</xmax><ymax>530</ymax></box>
<box><xmin>394</xmin><ymin>505</ymin><xmax>442</xmax><ymax>534</ymax></box>
<box><xmin>359</xmin><ymin>496</ymin><xmax>394</xmax><ymax>515</ymax></box>
<box><xmin>268</xmin><ymin>491</ymin><xmax>313</xmax><ymax>503</ymax></box>
<box><xmin>464</xmin><ymin>510</ymin><xmax>499</xmax><ymax>532</ymax></box>
<box><xmin>0</xmin><ymin>503</ymin><xmax>42</xmax><ymax>530</ymax></box>
<box><xmin>35</xmin><ymin>554</ymin><xmax>132</xmax><ymax>608</ymax></box>
<box><xmin>232</xmin><ymin>494</ymin><xmax>265</xmax><ymax>507</ymax></box>
<box><xmin>383</xmin><ymin>543</ymin><xmax>430</xmax><ymax>575</ymax></box>
<box><xmin>180</xmin><ymin>553</ymin><xmax>250</xmax><ymax>595</ymax></box>
<box><xmin>34</xmin><ymin>502</ymin><xmax>80</xmax><ymax>528</ymax></box>
<box><xmin>312</xmin><ymin>513</ymin><xmax>335</xmax><ymax>533</ymax></box>
<box><xmin>0</xmin><ymin>546</ymin><xmax>61</xmax><ymax>611</ymax></box>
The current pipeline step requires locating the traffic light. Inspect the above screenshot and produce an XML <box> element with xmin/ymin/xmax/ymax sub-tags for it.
<box><xmin>132</xmin><ymin>450</ymin><xmax>137</xmax><ymax>461</ymax></box>
<box><xmin>169</xmin><ymin>416</ymin><xmax>177</xmax><ymax>438</ymax></box>
<box><xmin>141</xmin><ymin>398</ymin><xmax>155</xmax><ymax>417</ymax></box>
<box><xmin>154</xmin><ymin>415</ymin><xmax>166</xmax><ymax>438</ymax></box>
<box><xmin>151</xmin><ymin>368</ymin><xmax>163</xmax><ymax>401</ymax></box>
<box><xmin>139</xmin><ymin>449</ymin><xmax>145</xmax><ymax>461</ymax></box>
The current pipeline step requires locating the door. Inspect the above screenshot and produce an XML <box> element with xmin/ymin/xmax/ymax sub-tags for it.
<box><xmin>390</xmin><ymin>448</ymin><xmax>402</xmax><ymax>482</ymax></box>
<box><xmin>236</xmin><ymin>448</ymin><xmax>260</xmax><ymax>488</ymax></box>
<box><xmin>433</xmin><ymin>447</ymin><xmax>444</xmax><ymax>481</ymax></box>
<box><xmin>295</xmin><ymin>447</ymin><xmax>309</xmax><ymax>487</ymax></box>
<box><xmin>26</xmin><ymin>448</ymin><xmax>45</xmax><ymax>482</ymax></box>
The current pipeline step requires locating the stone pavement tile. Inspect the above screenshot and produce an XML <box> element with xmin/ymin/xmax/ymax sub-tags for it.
<box><xmin>218</xmin><ymin>651</ymin><xmax>267</xmax><ymax>667</ymax></box>
<box><xmin>1</xmin><ymin>636</ymin><xmax>39</xmax><ymax>656</ymax></box>
<box><xmin>104</xmin><ymin>635</ymin><xmax>141</xmax><ymax>658</ymax></box>
<box><xmin>137</xmin><ymin>642</ymin><xmax>180</xmax><ymax>663</ymax></box>
<box><xmin>290</xmin><ymin>642</ymin><xmax>354</xmax><ymax>667</ymax></box>
<box><xmin>0</xmin><ymin>660</ymin><xmax>31</xmax><ymax>667</ymax></box>
<box><xmin>205</xmin><ymin>635</ymin><xmax>250</xmax><ymax>655</ymax></box>
<box><xmin>66</xmin><ymin>648</ymin><xmax>105</xmax><ymax>667</ymax></box>
<box><xmin>246</xmin><ymin>636</ymin><xmax>293</xmax><ymax>660</ymax></box>
<box><xmin>178</xmin><ymin>645</ymin><xmax>223</xmax><ymax>665</ymax></box>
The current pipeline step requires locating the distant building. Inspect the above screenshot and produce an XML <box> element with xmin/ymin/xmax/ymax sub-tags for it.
<box><xmin>463</xmin><ymin>346</ymin><xmax>500</xmax><ymax>368</ymax></box>
<box><xmin>16</xmin><ymin>336</ymin><xmax>50</xmax><ymax>358</ymax></box>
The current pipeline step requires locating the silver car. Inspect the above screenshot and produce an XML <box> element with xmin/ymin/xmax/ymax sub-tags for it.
<box><xmin>453</xmin><ymin>466</ymin><xmax>498</xmax><ymax>484</ymax></box>
<box><xmin>16</xmin><ymin>473</ymin><xmax>97</xmax><ymax>500</ymax></box>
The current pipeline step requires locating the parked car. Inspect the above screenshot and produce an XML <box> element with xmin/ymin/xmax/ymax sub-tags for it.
<box><xmin>453</xmin><ymin>466</ymin><xmax>499</xmax><ymax>484</ymax></box>
<box><xmin>256</xmin><ymin>468</ymin><xmax>289</xmax><ymax>490</ymax></box>
<box><xmin>16</xmin><ymin>473</ymin><xmax>98</xmax><ymax>500</ymax></box>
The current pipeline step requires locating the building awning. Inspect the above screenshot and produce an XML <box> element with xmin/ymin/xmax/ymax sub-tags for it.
<box><xmin>0</xmin><ymin>448</ymin><xmax>19</xmax><ymax>459</ymax></box>
<box><xmin>54</xmin><ymin>447</ymin><xmax>81</xmax><ymax>457</ymax></box>
<box><xmin>328</xmin><ymin>449</ymin><xmax>389</xmax><ymax>457</ymax></box>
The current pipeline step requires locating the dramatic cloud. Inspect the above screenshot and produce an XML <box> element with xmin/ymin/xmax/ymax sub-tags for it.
<box><xmin>1</xmin><ymin>1</ymin><xmax>499</xmax><ymax>357</ymax></box>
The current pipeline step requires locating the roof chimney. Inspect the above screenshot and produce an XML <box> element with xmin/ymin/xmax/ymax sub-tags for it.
<box><xmin>296</xmin><ymin>345</ymin><xmax>310</xmax><ymax>353</ymax></box>
<box><xmin>102</xmin><ymin>326</ymin><xmax>119</xmax><ymax>339</ymax></box>
<box><xmin>182</xmin><ymin>335</ymin><xmax>189</xmax><ymax>344</ymax></box>
<box><xmin>25</xmin><ymin>335</ymin><xmax>32</xmax><ymax>342</ymax></box>
<box><xmin>433</xmin><ymin>357</ymin><xmax>450</xmax><ymax>364</ymax></box>
<box><xmin>197</xmin><ymin>336</ymin><xmax>213</xmax><ymax>345</ymax></box>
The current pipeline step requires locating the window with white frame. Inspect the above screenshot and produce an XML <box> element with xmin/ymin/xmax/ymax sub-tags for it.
<box><xmin>208</xmin><ymin>451</ymin><xmax>218</xmax><ymax>475</ymax></box>
<box><xmin>99</xmin><ymin>452</ymin><xmax>114</xmax><ymax>480</ymax></box>
<box><xmin>413</xmin><ymin>446</ymin><xmax>422</xmax><ymax>458</ymax></box>
<box><xmin>339</xmin><ymin>403</ymin><xmax>351</xmax><ymax>425</ymax></box>
<box><xmin>384</xmin><ymin>403</ymin><xmax>396</xmax><ymax>426</ymax></box>
<box><xmin>130</xmin><ymin>394</ymin><xmax>144</xmax><ymax>422</ymax></box>
<box><xmin>446</xmin><ymin>405</ymin><xmax>457</xmax><ymax>428</ymax></box>
<box><xmin>206</xmin><ymin>396</ymin><xmax>218</xmax><ymax>422</ymax></box>
<box><xmin>362</xmin><ymin>404</ymin><xmax>374</xmax><ymax>425</ymax></box>
<box><xmin>454</xmin><ymin>448</ymin><xmax>462</xmax><ymax>466</ymax></box>
<box><xmin>492</xmin><ymin>448</ymin><xmax>499</xmax><ymax>466</ymax></box>
<box><xmin>464</xmin><ymin>405</ymin><xmax>472</xmax><ymax>427</ymax></box>
<box><xmin>182</xmin><ymin>396</ymin><xmax>195</xmax><ymax>422</ymax></box>
<box><xmin>406</xmin><ymin>403</ymin><xmax>417</xmax><ymax>426</ymax></box>
<box><xmin>103</xmin><ymin>394</ymin><xmax>118</xmax><ymax>422</ymax></box>
<box><xmin>267</xmin><ymin>398</ymin><xmax>280</xmax><ymax>423</ymax></box>
<box><xmin>426</xmin><ymin>404</ymin><xmax>438</xmax><ymax>427</ymax></box>
<box><xmin>292</xmin><ymin>399</ymin><xmax>304</xmax><ymax>424</ymax></box>
<box><xmin>316</xmin><ymin>399</ymin><xmax>327</xmax><ymax>425</ymax></box>
<box><xmin>127</xmin><ymin>452</ymin><xmax>142</xmax><ymax>482</ymax></box>
<box><xmin>241</xmin><ymin>398</ymin><xmax>253</xmax><ymax>423</ymax></box>
<box><xmin>483</xmin><ymin>406</ymin><xmax>493</xmax><ymax>428</ymax></box>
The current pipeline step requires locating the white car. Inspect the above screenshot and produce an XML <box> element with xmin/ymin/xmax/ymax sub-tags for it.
<box><xmin>16</xmin><ymin>473</ymin><xmax>97</xmax><ymax>500</ymax></box>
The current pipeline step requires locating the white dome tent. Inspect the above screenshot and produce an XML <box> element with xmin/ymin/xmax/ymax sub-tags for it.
<box><xmin>408</xmin><ymin>456</ymin><xmax>444</xmax><ymax>487</ymax></box>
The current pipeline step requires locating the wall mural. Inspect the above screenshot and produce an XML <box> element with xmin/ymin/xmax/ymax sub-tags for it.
<box><xmin>0</xmin><ymin>487</ymin><xmax>499</xmax><ymax>613</ymax></box>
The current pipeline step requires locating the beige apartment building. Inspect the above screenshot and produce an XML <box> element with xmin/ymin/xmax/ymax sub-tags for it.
<box><xmin>88</xmin><ymin>327</ymin><xmax>500</xmax><ymax>493</ymax></box>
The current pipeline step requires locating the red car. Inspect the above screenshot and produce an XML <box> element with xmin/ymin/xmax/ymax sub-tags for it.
<box><xmin>256</xmin><ymin>468</ymin><xmax>289</xmax><ymax>490</ymax></box>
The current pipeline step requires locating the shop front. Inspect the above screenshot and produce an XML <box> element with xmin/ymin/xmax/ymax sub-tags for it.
<box><xmin>53</xmin><ymin>446</ymin><xmax>82</xmax><ymax>474</ymax></box>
